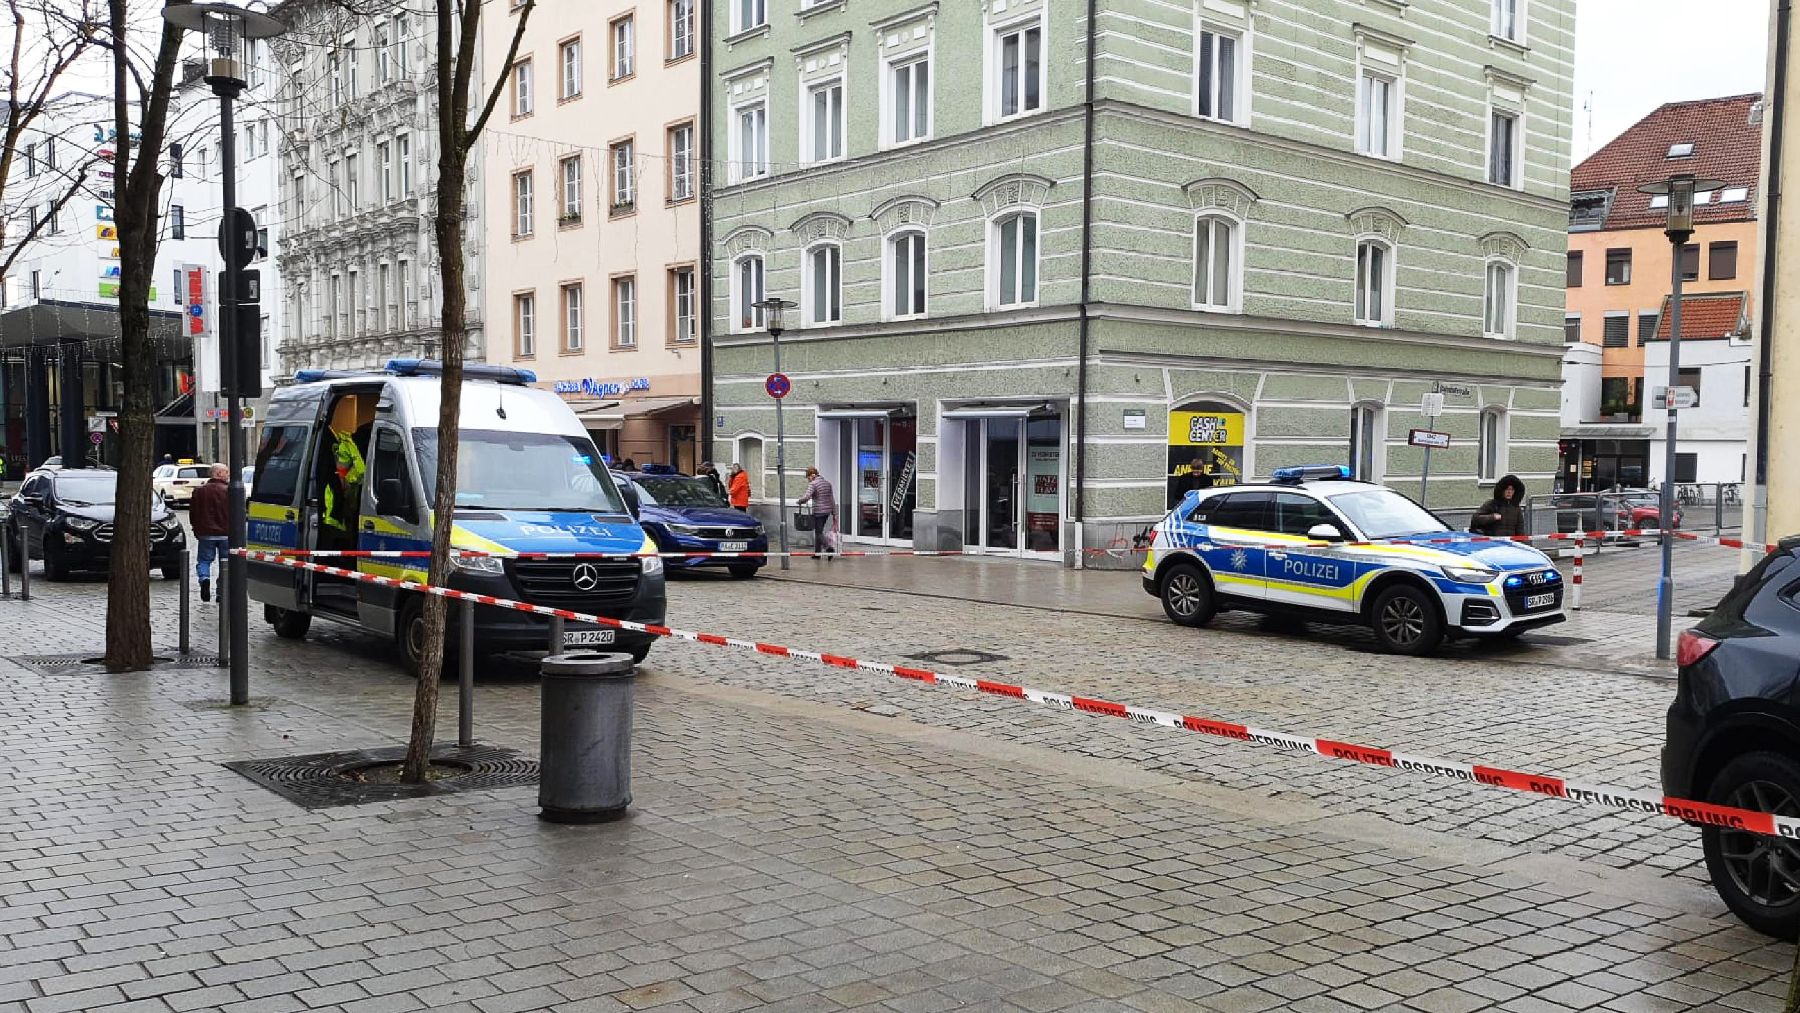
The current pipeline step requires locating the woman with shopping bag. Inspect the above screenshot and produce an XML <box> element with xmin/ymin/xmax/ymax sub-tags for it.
<box><xmin>796</xmin><ymin>467</ymin><xmax>838</xmax><ymax>560</ymax></box>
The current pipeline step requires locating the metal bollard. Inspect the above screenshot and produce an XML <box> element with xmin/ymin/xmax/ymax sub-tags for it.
<box><xmin>179</xmin><ymin>549</ymin><xmax>191</xmax><ymax>654</ymax></box>
<box><xmin>538</xmin><ymin>652</ymin><xmax>635</xmax><ymax>823</ymax></box>
<box><xmin>548</xmin><ymin>614</ymin><xmax>565</xmax><ymax>656</ymax></box>
<box><xmin>16</xmin><ymin>524</ymin><xmax>27</xmax><ymax>601</ymax></box>
<box><xmin>216</xmin><ymin>572</ymin><xmax>229</xmax><ymax>668</ymax></box>
<box><xmin>1</xmin><ymin>516</ymin><xmax>11</xmax><ymax>599</ymax></box>
<box><xmin>459</xmin><ymin>598</ymin><xmax>475</xmax><ymax>747</ymax></box>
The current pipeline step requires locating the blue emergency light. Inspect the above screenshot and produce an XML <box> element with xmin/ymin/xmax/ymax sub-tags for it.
<box><xmin>1271</xmin><ymin>465</ymin><xmax>1353</xmax><ymax>484</ymax></box>
<box><xmin>638</xmin><ymin>463</ymin><xmax>679</xmax><ymax>475</ymax></box>
<box><xmin>385</xmin><ymin>358</ymin><xmax>537</xmax><ymax>385</ymax></box>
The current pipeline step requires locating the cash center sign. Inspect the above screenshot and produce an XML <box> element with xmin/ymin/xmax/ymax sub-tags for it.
<box><xmin>553</xmin><ymin>376</ymin><xmax>651</xmax><ymax>397</ymax></box>
<box><xmin>1166</xmin><ymin>403</ymin><xmax>1246</xmax><ymax>509</ymax></box>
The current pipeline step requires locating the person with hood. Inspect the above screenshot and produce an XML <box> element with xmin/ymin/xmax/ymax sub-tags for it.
<box><xmin>1472</xmin><ymin>474</ymin><xmax>1528</xmax><ymax>537</ymax></box>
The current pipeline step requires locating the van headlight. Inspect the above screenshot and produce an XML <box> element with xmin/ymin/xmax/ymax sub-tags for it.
<box><xmin>451</xmin><ymin>554</ymin><xmax>506</xmax><ymax>575</ymax></box>
<box><xmin>641</xmin><ymin>554</ymin><xmax>663</xmax><ymax>576</ymax></box>
<box><xmin>1440</xmin><ymin>564</ymin><xmax>1497</xmax><ymax>584</ymax></box>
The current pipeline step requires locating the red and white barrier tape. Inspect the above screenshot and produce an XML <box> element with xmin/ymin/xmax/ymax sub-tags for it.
<box><xmin>236</xmin><ymin>548</ymin><xmax>1795</xmax><ymax>840</ymax></box>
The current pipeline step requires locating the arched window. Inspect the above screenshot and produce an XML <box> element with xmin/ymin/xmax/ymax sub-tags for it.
<box><xmin>1483</xmin><ymin>259</ymin><xmax>1515</xmax><ymax>339</ymax></box>
<box><xmin>1193</xmin><ymin>213</ymin><xmax>1242</xmax><ymax>312</ymax></box>
<box><xmin>990</xmin><ymin>210</ymin><xmax>1039</xmax><ymax>308</ymax></box>
<box><xmin>1353</xmin><ymin>238</ymin><xmax>1395</xmax><ymax>327</ymax></box>
<box><xmin>1479</xmin><ymin>407</ymin><xmax>1507</xmax><ymax>481</ymax></box>
<box><xmin>803</xmin><ymin>243</ymin><xmax>842</xmax><ymax>326</ymax></box>
<box><xmin>732</xmin><ymin>254</ymin><xmax>764</xmax><ymax>333</ymax></box>
<box><xmin>885</xmin><ymin>228</ymin><xmax>928</xmax><ymax>320</ymax></box>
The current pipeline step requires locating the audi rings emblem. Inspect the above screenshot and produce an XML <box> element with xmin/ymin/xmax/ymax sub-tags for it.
<box><xmin>571</xmin><ymin>563</ymin><xmax>601</xmax><ymax>591</ymax></box>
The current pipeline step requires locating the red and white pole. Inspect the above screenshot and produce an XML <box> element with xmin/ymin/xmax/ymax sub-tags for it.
<box><xmin>1572</xmin><ymin>536</ymin><xmax>1584</xmax><ymax>611</ymax></box>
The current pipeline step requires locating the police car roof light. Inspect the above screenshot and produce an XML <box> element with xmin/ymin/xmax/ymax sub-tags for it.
<box><xmin>1271</xmin><ymin>464</ymin><xmax>1354</xmax><ymax>485</ymax></box>
<box><xmin>293</xmin><ymin>367</ymin><xmax>384</xmax><ymax>383</ymax></box>
<box><xmin>385</xmin><ymin>358</ymin><xmax>538</xmax><ymax>386</ymax></box>
<box><xmin>637</xmin><ymin>463</ymin><xmax>679</xmax><ymax>475</ymax></box>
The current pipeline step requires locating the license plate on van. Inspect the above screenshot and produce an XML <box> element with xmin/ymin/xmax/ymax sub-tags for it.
<box><xmin>563</xmin><ymin>629</ymin><xmax>616</xmax><ymax>646</ymax></box>
<box><xmin>718</xmin><ymin>541</ymin><xmax>749</xmax><ymax>552</ymax></box>
<box><xmin>1524</xmin><ymin>592</ymin><xmax>1557</xmax><ymax>611</ymax></box>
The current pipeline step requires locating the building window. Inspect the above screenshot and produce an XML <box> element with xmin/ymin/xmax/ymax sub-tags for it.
<box><xmin>512</xmin><ymin>58</ymin><xmax>533</xmax><ymax>117</ymax></box>
<box><xmin>1356</xmin><ymin>68</ymin><xmax>1399</xmax><ymax>158</ymax></box>
<box><xmin>992</xmin><ymin>17</ymin><xmax>1044</xmax><ymax>121</ymax></box>
<box><xmin>23</xmin><ymin>142</ymin><xmax>34</xmax><ymax>177</ymax></box>
<box><xmin>1196</xmin><ymin>24</ymin><xmax>1243</xmax><ymax>123</ymax></box>
<box><xmin>391</xmin><ymin>13</ymin><xmax>410</xmax><ymax>75</ymax></box>
<box><xmin>613</xmin><ymin>276</ymin><xmax>637</xmax><ymax>347</ymax></box>
<box><xmin>667</xmin><ymin>122</ymin><xmax>694</xmax><ymax>202</ymax></box>
<box><xmin>804</xmin><ymin>244</ymin><xmax>842</xmax><ymax>326</ymax></box>
<box><xmin>1709</xmin><ymin>241</ymin><xmax>1738</xmax><ymax>280</ymax></box>
<box><xmin>991</xmin><ymin>210</ymin><xmax>1040</xmax><ymax>308</ymax></box>
<box><xmin>1489</xmin><ymin>109</ymin><xmax>1519</xmax><ymax>187</ymax></box>
<box><xmin>1638</xmin><ymin>310</ymin><xmax>1659</xmax><ymax>345</ymax></box>
<box><xmin>669</xmin><ymin>0</ymin><xmax>694</xmax><ymax>60</ymax></box>
<box><xmin>734</xmin><ymin>254</ymin><xmax>765</xmax><ymax>332</ymax></box>
<box><xmin>378</xmin><ymin>262</ymin><xmax>392</xmax><ymax>332</ymax></box>
<box><xmin>560</xmin><ymin>38</ymin><xmax>582</xmax><ymax>99</ymax></box>
<box><xmin>399</xmin><ymin>260</ymin><xmax>412</xmax><ymax>328</ymax></box>
<box><xmin>734</xmin><ymin>102</ymin><xmax>768</xmax><ymax>182</ymax></box>
<box><xmin>1349</xmin><ymin>402</ymin><xmax>1385</xmax><ymax>482</ymax></box>
<box><xmin>376</xmin><ymin>20</ymin><xmax>393</xmax><ymax>82</ymax></box>
<box><xmin>1602</xmin><ymin>313</ymin><xmax>1629</xmax><ymax>347</ymax></box>
<box><xmin>398</xmin><ymin>134</ymin><xmax>412</xmax><ymax>196</ymax></box>
<box><xmin>1678</xmin><ymin>366</ymin><xmax>1703</xmax><ymax>406</ymax></box>
<box><xmin>378</xmin><ymin>141</ymin><xmax>393</xmax><ymax>203</ymax></box>
<box><xmin>611</xmin><ymin>16</ymin><xmax>634</xmax><ymax>80</ymax></box>
<box><xmin>1192</xmin><ymin>214</ymin><xmax>1241</xmax><ymax>312</ymax></box>
<box><xmin>670</xmin><ymin>267</ymin><xmax>696</xmax><ymax>343</ymax></box>
<box><xmin>887</xmin><ymin>54</ymin><xmax>931</xmax><ymax>146</ymax></box>
<box><xmin>170</xmin><ymin>205</ymin><xmax>184</xmax><ymax>240</ymax></box>
<box><xmin>345</xmin><ymin>152</ymin><xmax>359</xmax><ymax>210</ymax></box>
<box><xmin>886</xmin><ymin>229</ymin><xmax>928</xmax><ymax>319</ymax></box>
<box><xmin>560</xmin><ymin>155</ymin><xmax>582</xmax><ymax>221</ymax></box>
<box><xmin>1564</xmin><ymin>313</ymin><xmax>1580</xmax><ymax>344</ymax></box>
<box><xmin>805</xmin><ymin>78</ymin><xmax>845</xmax><ymax>163</ymax></box>
<box><xmin>1604</xmin><ymin>248</ymin><xmax>1631</xmax><ymax>285</ymax></box>
<box><xmin>1680</xmin><ymin>243</ymin><xmax>1700</xmax><ymax>281</ymax></box>
<box><xmin>515</xmin><ymin>292</ymin><xmax>536</xmax><ymax>357</ymax></box>
<box><xmin>1353</xmin><ymin>239</ymin><xmax>1393</xmax><ymax>326</ymax></box>
<box><xmin>734</xmin><ymin>0</ymin><xmax>766</xmax><ymax>34</ymax></box>
<box><xmin>1483</xmin><ymin>261</ymin><xmax>1514</xmax><ymax>338</ymax></box>
<box><xmin>562</xmin><ymin>283</ymin><xmax>584</xmax><ymax>351</ymax></box>
<box><xmin>170</xmin><ymin>143</ymin><xmax>183</xmax><ymax>178</ymax></box>
<box><xmin>1492</xmin><ymin>0</ymin><xmax>1523</xmax><ymax>42</ymax></box>
<box><xmin>1479</xmin><ymin>409</ymin><xmax>1506</xmax><ymax>481</ymax></box>
<box><xmin>512</xmin><ymin>170</ymin><xmax>533</xmax><ymax>237</ymax></box>
<box><xmin>1566</xmin><ymin>250</ymin><xmax>1582</xmax><ymax>287</ymax></box>
<box><xmin>610</xmin><ymin>140</ymin><xmax>635</xmax><ymax>210</ymax></box>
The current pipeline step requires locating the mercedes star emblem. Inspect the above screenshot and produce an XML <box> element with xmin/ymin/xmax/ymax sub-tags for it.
<box><xmin>571</xmin><ymin>563</ymin><xmax>601</xmax><ymax>592</ymax></box>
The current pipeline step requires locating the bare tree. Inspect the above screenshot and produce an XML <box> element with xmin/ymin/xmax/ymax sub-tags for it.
<box><xmin>101</xmin><ymin>0</ymin><xmax>184</xmax><ymax>672</ymax></box>
<box><xmin>402</xmin><ymin>0</ymin><xmax>534</xmax><ymax>782</ymax></box>
<box><xmin>0</xmin><ymin>1</ymin><xmax>100</xmax><ymax>280</ymax></box>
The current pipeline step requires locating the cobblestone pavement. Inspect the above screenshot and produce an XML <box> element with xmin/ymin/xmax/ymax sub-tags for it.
<box><xmin>0</xmin><ymin>562</ymin><xmax>1795</xmax><ymax>1012</ymax></box>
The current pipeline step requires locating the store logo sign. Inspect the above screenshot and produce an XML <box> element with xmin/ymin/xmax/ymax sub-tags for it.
<box><xmin>553</xmin><ymin>376</ymin><xmax>651</xmax><ymax>397</ymax></box>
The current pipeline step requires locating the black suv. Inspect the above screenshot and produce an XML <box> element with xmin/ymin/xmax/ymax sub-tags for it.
<box><xmin>1663</xmin><ymin>536</ymin><xmax>1800</xmax><ymax>939</ymax></box>
<box><xmin>6</xmin><ymin>468</ymin><xmax>186</xmax><ymax>581</ymax></box>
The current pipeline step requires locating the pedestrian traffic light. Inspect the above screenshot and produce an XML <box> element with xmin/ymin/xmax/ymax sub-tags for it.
<box><xmin>237</xmin><ymin>269</ymin><xmax>260</xmax><ymax>304</ymax></box>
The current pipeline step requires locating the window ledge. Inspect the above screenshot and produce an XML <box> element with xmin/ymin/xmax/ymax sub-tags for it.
<box><xmin>666</xmin><ymin>195</ymin><xmax>698</xmax><ymax>207</ymax></box>
<box><xmin>557</xmin><ymin>92</ymin><xmax>583</xmax><ymax>105</ymax></box>
<box><xmin>1487</xmin><ymin>34</ymin><xmax>1529</xmax><ymax>56</ymax></box>
<box><xmin>665</xmin><ymin>51</ymin><xmax>696</xmax><ymax>68</ymax></box>
<box><xmin>557</xmin><ymin>216</ymin><xmax>584</xmax><ymax>230</ymax></box>
<box><xmin>559</xmin><ymin>348</ymin><xmax>585</xmax><ymax>356</ymax></box>
<box><xmin>797</xmin><ymin>0</ymin><xmax>847</xmax><ymax>22</ymax></box>
<box><xmin>609</xmin><ymin>72</ymin><xmax>637</xmax><ymax>86</ymax></box>
<box><xmin>1359</xmin><ymin>0</ymin><xmax>1407</xmax><ymax>13</ymax></box>
<box><xmin>724</xmin><ymin>23</ymin><xmax>771</xmax><ymax>46</ymax></box>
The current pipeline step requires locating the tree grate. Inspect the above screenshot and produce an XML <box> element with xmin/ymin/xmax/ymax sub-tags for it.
<box><xmin>9</xmin><ymin>651</ymin><xmax>223</xmax><ymax>676</ymax></box>
<box><xmin>223</xmin><ymin>744</ymin><xmax>539</xmax><ymax>810</ymax></box>
<box><xmin>904</xmin><ymin>648</ymin><xmax>1012</xmax><ymax>667</ymax></box>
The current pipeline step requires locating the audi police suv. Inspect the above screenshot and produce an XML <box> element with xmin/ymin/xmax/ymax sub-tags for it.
<box><xmin>1142</xmin><ymin>466</ymin><xmax>1565</xmax><ymax>655</ymax></box>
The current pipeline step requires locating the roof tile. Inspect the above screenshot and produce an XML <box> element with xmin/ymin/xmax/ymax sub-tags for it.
<box><xmin>1571</xmin><ymin>94</ymin><xmax>1763</xmax><ymax>231</ymax></box>
<box><xmin>1651</xmin><ymin>291</ymin><xmax>1748</xmax><ymax>340</ymax></box>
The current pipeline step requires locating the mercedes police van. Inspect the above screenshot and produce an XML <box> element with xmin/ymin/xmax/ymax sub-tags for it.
<box><xmin>1142</xmin><ymin>465</ymin><xmax>1564</xmax><ymax>655</ymax></box>
<box><xmin>245</xmin><ymin>359</ymin><xmax>665</xmax><ymax>670</ymax></box>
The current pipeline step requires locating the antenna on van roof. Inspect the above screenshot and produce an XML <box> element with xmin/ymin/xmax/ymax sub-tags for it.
<box><xmin>496</xmin><ymin>384</ymin><xmax>507</xmax><ymax>420</ymax></box>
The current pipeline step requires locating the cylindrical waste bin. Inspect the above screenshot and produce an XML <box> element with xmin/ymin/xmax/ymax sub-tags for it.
<box><xmin>539</xmin><ymin>651</ymin><xmax>636</xmax><ymax>823</ymax></box>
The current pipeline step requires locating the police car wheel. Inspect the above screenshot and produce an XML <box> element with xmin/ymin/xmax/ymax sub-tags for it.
<box><xmin>1703</xmin><ymin>752</ymin><xmax>1800</xmax><ymax>941</ymax></box>
<box><xmin>1159</xmin><ymin>564</ymin><xmax>1215</xmax><ymax>627</ymax></box>
<box><xmin>1370</xmin><ymin>585</ymin><xmax>1442</xmax><ymax>655</ymax></box>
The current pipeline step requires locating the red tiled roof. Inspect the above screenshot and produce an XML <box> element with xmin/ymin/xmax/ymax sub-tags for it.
<box><xmin>1652</xmin><ymin>291</ymin><xmax>1747</xmax><ymax>340</ymax></box>
<box><xmin>1571</xmin><ymin>94</ymin><xmax>1763</xmax><ymax>231</ymax></box>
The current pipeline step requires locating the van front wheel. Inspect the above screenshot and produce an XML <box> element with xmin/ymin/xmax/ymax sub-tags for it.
<box><xmin>270</xmin><ymin>608</ymin><xmax>311</xmax><ymax>640</ymax></box>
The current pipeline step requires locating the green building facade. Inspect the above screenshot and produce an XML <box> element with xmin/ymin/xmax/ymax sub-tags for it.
<box><xmin>707</xmin><ymin>0</ymin><xmax>1573</xmax><ymax>562</ymax></box>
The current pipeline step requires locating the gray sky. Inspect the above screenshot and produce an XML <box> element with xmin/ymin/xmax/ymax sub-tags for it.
<box><xmin>1573</xmin><ymin>0</ymin><xmax>1771</xmax><ymax>163</ymax></box>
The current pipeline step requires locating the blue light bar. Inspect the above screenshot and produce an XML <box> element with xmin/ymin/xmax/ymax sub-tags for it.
<box><xmin>638</xmin><ymin>463</ymin><xmax>679</xmax><ymax>475</ymax></box>
<box><xmin>385</xmin><ymin>358</ymin><xmax>537</xmax><ymax>385</ymax></box>
<box><xmin>1271</xmin><ymin>464</ymin><xmax>1353</xmax><ymax>484</ymax></box>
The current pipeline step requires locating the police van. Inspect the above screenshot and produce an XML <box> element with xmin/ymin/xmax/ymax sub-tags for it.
<box><xmin>1142</xmin><ymin>465</ymin><xmax>1564</xmax><ymax>655</ymax></box>
<box><xmin>245</xmin><ymin>359</ymin><xmax>665</xmax><ymax>670</ymax></box>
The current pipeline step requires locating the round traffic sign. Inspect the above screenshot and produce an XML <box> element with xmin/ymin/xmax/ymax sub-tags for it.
<box><xmin>89</xmin><ymin>432</ymin><xmax>104</xmax><ymax>445</ymax></box>
<box><xmin>765</xmin><ymin>372</ymin><xmax>791</xmax><ymax>399</ymax></box>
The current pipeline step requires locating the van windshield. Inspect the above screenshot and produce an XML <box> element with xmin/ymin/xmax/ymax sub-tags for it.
<box><xmin>412</xmin><ymin>429</ymin><xmax>628</xmax><ymax>514</ymax></box>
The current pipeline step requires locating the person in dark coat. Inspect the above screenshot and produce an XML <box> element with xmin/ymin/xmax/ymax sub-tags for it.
<box><xmin>1472</xmin><ymin>474</ymin><xmax>1528</xmax><ymax>537</ymax></box>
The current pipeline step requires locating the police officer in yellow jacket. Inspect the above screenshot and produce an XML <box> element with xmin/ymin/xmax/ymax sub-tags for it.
<box><xmin>322</xmin><ymin>396</ymin><xmax>368</xmax><ymax>542</ymax></box>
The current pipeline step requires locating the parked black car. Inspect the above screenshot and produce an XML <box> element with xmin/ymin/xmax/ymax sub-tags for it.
<box><xmin>5</xmin><ymin>468</ymin><xmax>186</xmax><ymax>581</ymax></box>
<box><xmin>1663</xmin><ymin>535</ymin><xmax>1800</xmax><ymax>939</ymax></box>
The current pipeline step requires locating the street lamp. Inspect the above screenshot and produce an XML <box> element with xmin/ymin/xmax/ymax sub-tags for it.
<box><xmin>754</xmin><ymin>297</ymin><xmax>797</xmax><ymax>571</ymax></box>
<box><xmin>1638</xmin><ymin>172</ymin><xmax>1723</xmax><ymax>660</ymax></box>
<box><xmin>163</xmin><ymin>2</ymin><xmax>287</xmax><ymax>705</ymax></box>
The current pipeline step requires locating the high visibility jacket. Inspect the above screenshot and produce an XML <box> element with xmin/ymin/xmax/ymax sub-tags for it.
<box><xmin>322</xmin><ymin>431</ymin><xmax>365</xmax><ymax>530</ymax></box>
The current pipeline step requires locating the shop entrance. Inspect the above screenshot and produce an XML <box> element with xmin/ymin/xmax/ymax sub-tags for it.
<box><xmin>828</xmin><ymin>414</ymin><xmax>917</xmax><ymax>544</ymax></box>
<box><xmin>959</xmin><ymin>413</ymin><xmax>1062</xmax><ymax>557</ymax></box>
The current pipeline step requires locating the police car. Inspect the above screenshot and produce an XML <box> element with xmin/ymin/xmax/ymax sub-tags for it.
<box><xmin>1142</xmin><ymin>465</ymin><xmax>1564</xmax><ymax>655</ymax></box>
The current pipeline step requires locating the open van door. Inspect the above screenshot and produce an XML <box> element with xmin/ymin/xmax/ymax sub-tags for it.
<box><xmin>246</xmin><ymin>422</ymin><xmax>314</xmax><ymax>610</ymax></box>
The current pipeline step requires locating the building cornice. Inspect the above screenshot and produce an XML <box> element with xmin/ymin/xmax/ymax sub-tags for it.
<box><xmin>1089</xmin><ymin>303</ymin><xmax>1569</xmax><ymax>361</ymax></box>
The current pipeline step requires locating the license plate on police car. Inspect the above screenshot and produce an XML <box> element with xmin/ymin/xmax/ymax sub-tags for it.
<box><xmin>718</xmin><ymin>541</ymin><xmax>749</xmax><ymax>552</ymax></box>
<box><xmin>1524</xmin><ymin>592</ymin><xmax>1557</xmax><ymax>611</ymax></box>
<box><xmin>563</xmin><ymin>630</ymin><xmax>616</xmax><ymax>646</ymax></box>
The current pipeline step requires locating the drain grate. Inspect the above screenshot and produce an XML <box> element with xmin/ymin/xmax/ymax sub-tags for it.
<box><xmin>904</xmin><ymin>648</ymin><xmax>1011</xmax><ymax>667</ymax></box>
<box><xmin>223</xmin><ymin>744</ymin><xmax>539</xmax><ymax>810</ymax></box>
<box><xmin>10</xmin><ymin>651</ymin><xmax>222</xmax><ymax>676</ymax></box>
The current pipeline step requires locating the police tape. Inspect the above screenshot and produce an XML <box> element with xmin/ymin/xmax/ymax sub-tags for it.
<box><xmin>235</xmin><ymin>547</ymin><xmax>1798</xmax><ymax>841</ymax></box>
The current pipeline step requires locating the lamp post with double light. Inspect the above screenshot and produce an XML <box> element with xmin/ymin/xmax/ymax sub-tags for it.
<box><xmin>1637</xmin><ymin>172</ymin><xmax>1723</xmax><ymax>660</ymax></box>
<box><xmin>754</xmin><ymin>297</ymin><xmax>797</xmax><ymax>571</ymax></box>
<box><xmin>162</xmin><ymin>2</ymin><xmax>287</xmax><ymax>703</ymax></box>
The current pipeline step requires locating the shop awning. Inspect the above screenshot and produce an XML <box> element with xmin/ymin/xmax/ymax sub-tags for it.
<box><xmin>941</xmin><ymin>403</ymin><xmax>1058</xmax><ymax>419</ymax></box>
<box><xmin>1561</xmin><ymin>424</ymin><xmax>1657</xmax><ymax>439</ymax></box>
<box><xmin>570</xmin><ymin>395</ymin><xmax>699</xmax><ymax>430</ymax></box>
<box><xmin>817</xmin><ymin>405</ymin><xmax>909</xmax><ymax>420</ymax></box>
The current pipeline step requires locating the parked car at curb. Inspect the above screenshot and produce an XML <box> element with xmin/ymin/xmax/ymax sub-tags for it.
<box><xmin>153</xmin><ymin>462</ymin><xmax>214</xmax><ymax>504</ymax></box>
<box><xmin>6</xmin><ymin>467</ymin><xmax>186</xmax><ymax>580</ymax></box>
<box><xmin>1663</xmin><ymin>536</ymin><xmax>1800</xmax><ymax>940</ymax></box>
<box><xmin>1142</xmin><ymin>465</ymin><xmax>1565</xmax><ymax>655</ymax></box>
<box><xmin>614</xmin><ymin>466</ymin><xmax>768</xmax><ymax>578</ymax></box>
<box><xmin>1611</xmin><ymin>489</ymin><xmax>1683</xmax><ymax>531</ymax></box>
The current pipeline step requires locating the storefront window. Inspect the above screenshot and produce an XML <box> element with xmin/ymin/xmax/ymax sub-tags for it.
<box><xmin>831</xmin><ymin>414</ymin><xmax>917</xmax><ymax>543</ymax></box>
<box><xmin>961</xmin><ymin>412</ymin><xmax>1061</xmax><ymax>555</ymax></box>
<box><xmin>1166</xmin><ymin>401</ymin><xmax>1245</xmax><ymax>508</ymax></box>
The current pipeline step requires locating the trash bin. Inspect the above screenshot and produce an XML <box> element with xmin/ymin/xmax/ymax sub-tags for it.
<box><xmin>538</xmin><ymin>651</ymin><xmax>636</xmax><ymax>823</ymax></box>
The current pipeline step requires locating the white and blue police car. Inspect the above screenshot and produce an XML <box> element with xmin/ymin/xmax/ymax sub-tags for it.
<box><xmin>1142</xmin><ymin>465</ymin><xmax>1565</xmax><ymax>655</ymax></box>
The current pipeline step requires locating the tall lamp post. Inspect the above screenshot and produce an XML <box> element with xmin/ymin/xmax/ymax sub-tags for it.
<box><xmin>754</xmin><ymin>298</ymin><xmax>797</xmax><ymax>571</ymax></box>
<box><xmin>163</xmin><ymin>2</ymin><xmax>286</xmax><ymax>703</ymax></box>
<box><xmin>1638</xmin><ymin>173</ymin><xmax>1723</xmax><ymax>660</ymax></box>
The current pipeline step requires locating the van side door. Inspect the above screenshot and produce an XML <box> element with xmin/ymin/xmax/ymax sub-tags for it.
<box><xmin>355</xmin><ymin>422</ymin><xmax>429</xmax><ymax>637</ymax></box>
<box><xmin>246</xmin><ymin>423</ymin><xmax>313</xmax><ymax>610</ymax></box>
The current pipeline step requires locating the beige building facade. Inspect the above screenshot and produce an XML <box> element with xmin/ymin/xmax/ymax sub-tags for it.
<box><xmin>482</xmin><ymin>0</ymin><xmax>703</xmax><ymax>470</ymax></box>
